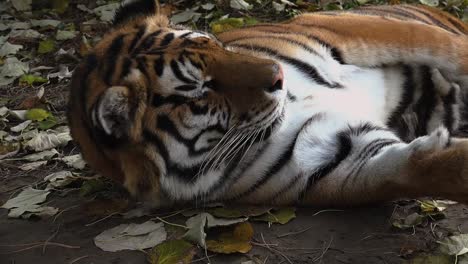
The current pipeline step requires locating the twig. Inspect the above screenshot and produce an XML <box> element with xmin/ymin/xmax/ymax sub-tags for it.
<box><xmin>53</xmin><ymin>205</ymin><xmax>80</xmax><ymax>223</ymax></box>
<box><xmin>69</xmin><ymin>255</ymin><xmax>89</xmax><ymax>264</ymax></box>
<box><xmin>85</xmin><ymin>212</ymin><xmax>119</xmax><ymax>227</ymax></box>
<box><xmin>191</xmin><ymin>254</ymin><xmax>217</xmax><ymax>263</ymax></box>
<box><xmin>312</xmin><ymin>209</ymin><xmax>345</xmax><ymax>216</ymax></box>
<box><xmin>1</xmin><ymin>242</ymin><xmax>80</xmax><ymax>254</ymax></box>
<box><xmin>154</xmin><ymin>217</ymin><xmax>188</xmax><ymax>229</ymax></box>
<box><xmin>254</xmin><ymin>242</ymin><xmax>293</xmax><ymax>264</ymax></box>
<box><xmin>312</xmin><ymin>237</ymin><xmax>333</xmax><ymax>263</ymax></box>
<box><xmin>277</xmin><ymin>225</ymin><xmax>314</xmax><ymax>238</ymax></box>
<box><xmin>43</xmin><ymin>223</ymin><xmax>61</xmax><ymax>254</ymax></box>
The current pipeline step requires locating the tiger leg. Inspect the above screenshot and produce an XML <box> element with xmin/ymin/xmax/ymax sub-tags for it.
<box><xmin>302</xmin><ymin>126</ymin><xmax>468</xmax><ymax>206</ymax></box>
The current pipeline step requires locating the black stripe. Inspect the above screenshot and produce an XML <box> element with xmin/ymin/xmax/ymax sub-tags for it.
<box><xmin>143</xmin><ymin>129</ymin><xmax>170</xmax><ymax>163</ymax></box>
<box><xmin>361</xmin><ymin>6</ymin><xmax>432</xmax><ymax>25</ymax></box>
<box><xmin>443</xmin><ymin>86</ymin><xmax>457</xmax><ymax>131</ymax></box>
<box><xmin>414</xmin><ymin>66</ymin><xmax>437</xmax><ymax>136</ymax></box>
<box><xmin>152</xmin><ymin>94</ymin><xmax>187</xmax><ymax>108</ymax></box>
<box><xmin>153</xmin><ymin>56</ymin><xmax>165</xmax><ymax>76</ymax></box>
<box><xmin>403</xmin><ymin>5</ymin><xmax>459</xmax><ymax>35</ymax></box>
<box><xmin>229</xmin><ymin>43</ymin><xmax>341</xmax><ymax>88</ymax></box>
<box><xmin>341</xmin><ymin>138</ymin><xmax>399</xmax><ymax>193</ymax></box>
<box><xmin>170</xmin><ymin>60</ymin><xmax>196</xmax><ymax>84</ymax></box>
<box><xmin>348</xmin><ymin>123</ymin><xmax>388</xmax><ymax>136</ymax></box>
<box><xmin>224</xmin><ymin>35</ymin><xmax>322</xmax><ymax>57</ymax></box>
<box><xmin>160</xmin><ymin>32</ymin><xmax>175</xmax><ymax>46</ymax></box>
<box><xmin>119</xmin><ymin>57</ymin><xmax>133</xmax><ymax>80</ymax></box>
<box><xmin>128</xmin><ymin>24</ymin><xmax>147</xmax><ymax>53</ymax></box>
<box><xmin>299</xmin><ymin>128</ymin><xmax>353</xmax><ymax>201</ymax></box>
<box><xmin>136</xmin><ymin>56</ymin><xmax>151</xmax><ymax>83</ymax></box>
<box><xmin>138</xmin><ymin>29</ymin><xmax>162</xmax><ymax>52</ymax></box>
<box><xmin>387</xmin><ymin>65</ymin><xmax>415</xmax><ymax>138</ymax></box>
<box><xmin>104</xmin><ymin>34</ymin><xmax>125</xmax><ymax>85</ymax></box>
<box><xmin>80</xmin><ymin>53</ymin><xmax>98</xmax><ymax>111</ymax></box>
<box><xmin>233</xmin><ymin>114</ymin><xmax>323</xmax><ymax>199</ymax></box>
<box><xmin>446</xmin><ymin>16</ymin><xmax>467</xmax><ymax>34</ymax></box>
<box><xmin>244</xmin><ymin>27</ymin><xmax>346</xmax><ymax>64</ymax></box>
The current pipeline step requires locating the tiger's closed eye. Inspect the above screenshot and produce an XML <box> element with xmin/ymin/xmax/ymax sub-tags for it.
<box><xmin>174</xmin><ymin>85</ymin><xmax>198</xmax><ymax>91</ymax></box>
<box><xmin>203</xmin><ymin>80</ymin><xmax>216</xmax><ymax>90</ymax></box>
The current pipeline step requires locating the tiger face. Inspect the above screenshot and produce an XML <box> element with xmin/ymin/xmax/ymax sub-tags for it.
<box><xmin>68</xmin><ymin>0</ymin><xmax>285</xmax><ymax>205</ymax></box>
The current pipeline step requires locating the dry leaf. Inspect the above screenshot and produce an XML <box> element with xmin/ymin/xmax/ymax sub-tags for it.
<box><xmin>251</xmin><ymin>207</ymin><xmax>296</xmax><ymax>224</ymax></box>
<box><xmin>94</xmin><ymin>221</ymin><xmax>167</xmax><ymax>252</ymax></box>
<box><xmin>206</xmin><ymin>222</ymin><xmax>254</xmax><ymax>254</ymax></box>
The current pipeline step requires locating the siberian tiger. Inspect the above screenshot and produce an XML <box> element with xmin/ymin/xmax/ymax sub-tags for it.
<box><xmin>68</xmin><ymin>0</ymin><xmax>468</xmax><ymax>208</ymax></box>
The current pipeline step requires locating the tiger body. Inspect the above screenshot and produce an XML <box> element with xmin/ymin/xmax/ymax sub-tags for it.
<box><xmin>69</xmin><ymin>1</ymin><xmax>468</xmax><ymax>207</ymax></box>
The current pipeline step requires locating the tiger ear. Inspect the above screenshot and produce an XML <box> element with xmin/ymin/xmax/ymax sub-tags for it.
<box><xmin>113</xmin><ymin>0</ymin><xmax>160</xmax><ymax>26</ymax></box>
<box><xmin>92</xmin><ymin>86</ymin><xmax>132</xmax><ymax>140</ymax></box>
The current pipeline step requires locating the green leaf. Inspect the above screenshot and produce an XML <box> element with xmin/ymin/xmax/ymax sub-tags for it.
<box><xmin>406</xmin><ymin>254</ymin><xmax>453</xmax><ymax>264</ymax></box>
<box><xmin>80</xmin><ymin>178</ymin><xmax>108</xmax><ymax>196</ymax></box>
<box><xmin>210</xmin><ymin>18</ymin><xmax>246</xmax><ymax>34</ymax></box>
<box><xmin>38</xmin><ymin>116</ymin><xmax>57</xmax><ymax>130</ymax></box>
<box><xmin>148</xmin><ymin>239</ymin><xmax>195</xmax><ymax>264</ymax></box>
<box><xmin>37</xmin><ymin>39</ymin><xmax>55</xmax><ymax>54</ymax></box>
<box><xmin>25</xmin><ymin>108</ymin><xmax>51</xmax><ymax>121</ymax></box>
<box><xmin>19</xmin><ymin>74</ymin><xmax>48</xmax><ymax>86</ymax></box>
<box><xmin>251</xmin><ymin>207</ymin><xmax>296</xmax><ymax>225</ymax></box>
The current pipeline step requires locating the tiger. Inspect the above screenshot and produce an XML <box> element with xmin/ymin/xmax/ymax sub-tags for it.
<box><xmin>68</xmin><ymin>0</ymin><xmax>468</xmax><ymax>208</ymax></box>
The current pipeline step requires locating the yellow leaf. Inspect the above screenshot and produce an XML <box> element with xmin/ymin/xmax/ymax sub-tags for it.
<box><xmin>206</xmin><ymin>222</ymin><xmax>254</xmax><ymax>254</ymax></box>
<box><xmin>251</xmin><ymin>207</ymin><xmax>296</xmax><ymax>224</ymax></box>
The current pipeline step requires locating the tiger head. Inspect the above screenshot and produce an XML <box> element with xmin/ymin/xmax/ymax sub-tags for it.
<box><xmin>68</xmin><ymin>0</ymin><xmax>286</xmax><ymax>206</ymax></box>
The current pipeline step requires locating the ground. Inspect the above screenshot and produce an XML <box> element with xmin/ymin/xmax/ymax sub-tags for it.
<box><xmin>1</xmin><ymin>0</ymin><xmax>468</xmax><ymax>263</ymax></box>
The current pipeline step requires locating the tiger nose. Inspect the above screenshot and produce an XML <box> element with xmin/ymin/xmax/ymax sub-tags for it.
<box><xmin>265</xmin><ymin>64</ymin><xmax>283</xmax><ymax>93</ymax></box>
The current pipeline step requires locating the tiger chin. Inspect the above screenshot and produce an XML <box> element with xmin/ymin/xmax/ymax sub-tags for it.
<box><xmin>68</xmin><ymin>0</ymin><xmax>468</xmax><ymax>208</ymax></box>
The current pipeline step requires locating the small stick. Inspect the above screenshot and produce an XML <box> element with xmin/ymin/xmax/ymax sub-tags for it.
<box><xmin>85</xmin><ymin>212</ymin><xmax>119</xmax><ymax>227</ymax></box>
<box><xmin>154</xmin><ymin>217</ymin><xmax>188</xmax><ymax>229</ymax></box>
<box><xmin>69</xmin><ymin>255</ymin><xmax>89</xmax><ymax>264</ymax></box>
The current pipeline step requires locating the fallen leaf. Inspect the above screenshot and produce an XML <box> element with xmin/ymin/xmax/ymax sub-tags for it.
<box><xmin>439</xmin><ymin>234</ymin><xmax>468</xmax><ymax>256</ymax></box>
<box><xmin>0</xmin><ymin>57</ymin><xmax>29</xmax><ymax>86</ymax></box>
<box><xmin>44</xmin><ymin>170</ymin><xmax>76</xmax><ymax>189</ymax></box>
<box><xmin>1</xmin><ymin>187</ymin><xmax>57</xmax><ymax>218</ymax></box>
<box><xmin>419</xmin><ymin>0</ymin><xmax>439</xmax><ymax>7</ymax></box>
<box><xmin>60</xmin><ymin>154</ymin><xmax>86</xmax><ymax>169</ymax></box>
<box><xmin>21</xmin><ymin>148</ymin><xmax>59</xmax><ymax>161</ymax></box>
<box><xmin>8</xmin><ymin>109</ymin><xmax>27</xmax><ymax>120</ymax></box>
<box><xmin>56</xmin><ymin>30</ymin><xmax>77</xmax><ymax>40</ymax></box>
<box><xmin>0</xmin><ymin>42</ymin><xmax>23</xmax><ymax>57</ymax></box>
<box><xmin>18</xmin><ymin>86</ymin><xmax>45</xmax><ymax>109</ymax></box>
<box><xmin>170</xmin><ymin>9</ymin><xmax>201</xmax><ymax>24</ymax></box>
<box><xmin>419</xmin><ymin>199</ymin><xmax>456</xmax><ymax>213</ymax></box>
<box><xmin>148</xmin><ymin>239</ymin><xmax>196</xmax><ymax>264</ymax></box>
<box><xmin>183</xmin><ymin>212</ymin><xmax>248</xmax><ymax>247</ymax></box>
<box><xmin>406</xmin><ymin>254</ymin><xmax>453</xmax><ymax>264</ymax></box>
<box><xmin>38</xmin><ymin>116</ymin><xmax>58</xmax><ymax>130</ymax></box>
<box><xmin>80</xmin><ymin>178</ymin><xmax>108</xmax><ymax>196</ymax></box>
<box><xmin>210</xmin><ymin>18</ymin><xmax>246</xmax><ymax>34</ymax></box>
<box><xmin>93</xmin><ymin>3</ymin><xmax>120</xmax><ymax>22</ymax></box>
<box><xmin>208</xmin><ymin>206</ymin><xmax>272</xmax><ymax>218</ymax></box>
<box><xmin>251</xmin><ymin>207</ymin><xmax>296</xmax><ymax>224</ymax></box>
<box><xmin>230</xmin><ymin>0</ymin><xmax>253</xmax><ymax>10</ymax></box>
<box><xmin>9</xmin><ymin>29</ymin><xmax>44</xmax><ymax>39</ymax></box>
<box><xmin>19</xmin><ymin>160</ymin><xmax>47</xmax><ymax>171</ymax></box>
<box><xmin>25</xmin><ymin>108</ymin><xmax>50</xmax><ymax>121</ymax></box>
<box><xmin>10</xmin><ymin>120</ymin><xmax>32</xmax><ymax>132</ymax></box>
<box><xmin>11</xmin><ymin>0</ymin><xmax>32</xmax><ymax>11</ymax></box>
<box><xmin>37</xmin><ymin>39</ymin><xmax>55</xmax><ymax>54</ymax></box>
<box><xmin>25</xmin><ymin>130</ymin><xmax>71</xmax><ymax>151</ymax></box>
<box><xmin>201</xmin><ymin>3</ymin><xmax>215</xmax><ymax>10</ymax></box>
<box><xmin>19</xmin><ymin>74</ymin><xmax>48</xmax><ymax>86</ymax></box>
<box><xmin>0</xmin><ymin>142</ymin><xmax>19</xmax><ymax>160</ymax></box>
<box><xmin>392</xmin><ymin>212</ymin><xmax>425</xmax><ymax>229</ymax></box>
<box><xmin>206</xmin><ymin>222</ymin><xmax>254</xmax><ymax>254</ymax></box>
<box><xmin>0</xmin><ymin>106</ymin><xmax>8</xmax><ymax>116</ymax></box>
<box><xmin>47</xmin><ymin>66</ymin><xmax>72</xmax><ymax>80</ymax></box>
<box><xmin>30</xmin><ymin>19</ymin><xmax>61</xmax><ymax>28</ymax></box>
<box><xmin>94</xmin><ymin>221</ymin><xmax>167</xmax><ymax>252</ymax></box>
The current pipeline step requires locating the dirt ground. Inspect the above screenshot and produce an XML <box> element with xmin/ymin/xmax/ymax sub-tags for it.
<box><xmin>2</xmin><ymin>1</ymin><xmax>468</xmax><ymax>263</ymax></box>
